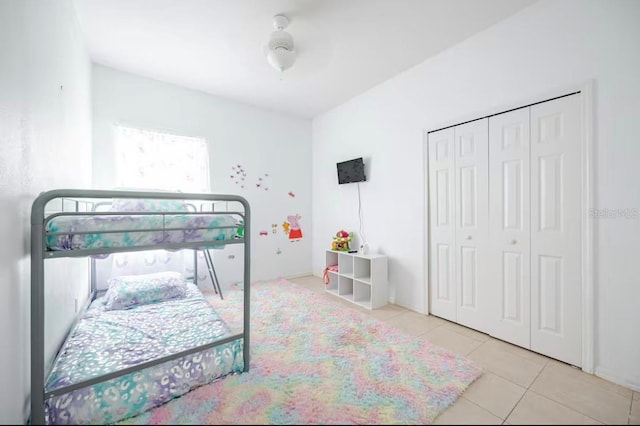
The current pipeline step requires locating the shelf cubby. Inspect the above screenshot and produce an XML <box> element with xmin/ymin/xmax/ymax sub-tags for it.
<box><xmin>325</xmin><ymin>270</ymin><xmax>339</xmax><ymax>293</ymax></box>
<box><xmin>324</xmin><ymin>249</ymin><xmax>388</xmax><ymax>309</ymax></box>
<box><xmin>339</xmin><ymin>276</ymin><xmax>354</xmax><ymax>299</ymax></box>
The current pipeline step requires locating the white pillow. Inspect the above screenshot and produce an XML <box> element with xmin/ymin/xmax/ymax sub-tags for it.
<box><xmin>103</xmin><ymin>271</ymin><xmax>187</xmax><ymax>310</ymax></box>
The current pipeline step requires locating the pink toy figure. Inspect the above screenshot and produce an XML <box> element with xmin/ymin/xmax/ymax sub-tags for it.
<box><xmin>287</xmin><ymin>214</ymin><xmax>302</xmax><ymax>240</ymax></box>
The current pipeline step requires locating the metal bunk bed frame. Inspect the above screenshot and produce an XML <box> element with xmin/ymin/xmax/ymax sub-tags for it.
<box><xmin>30</xmin><ymin>189</ymin><xmax>251</xmax><ymax>425</ymax></box>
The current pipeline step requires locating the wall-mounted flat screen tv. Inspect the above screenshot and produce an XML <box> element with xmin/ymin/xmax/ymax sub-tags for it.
<box><xmin>337</xmin><ymin>157</ymin><xmax>366</xmax><ymax>184</ymax></box>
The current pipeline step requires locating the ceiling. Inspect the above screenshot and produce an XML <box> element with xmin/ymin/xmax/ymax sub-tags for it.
<box><xmin>74</xmin><ymin>0</ymin><xmax>536</xmax><ymax>119</ymax></box>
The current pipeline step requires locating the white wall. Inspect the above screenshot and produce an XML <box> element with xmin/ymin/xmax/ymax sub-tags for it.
<box><xmin>0</xmin><ymin>0</ymin><xmax>92</xmax><ymax>423</ymax></box>
<box><xmin>92</xmin><ymin>65</ymin><xmax>312</xmax><ymax>284</ymax></box>
<box><xmin>312</xmin><ymin>0</ymin><xmax>640</xmax><ymax>390</ymax></box>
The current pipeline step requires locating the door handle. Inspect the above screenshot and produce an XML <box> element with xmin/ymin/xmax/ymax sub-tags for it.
<box><xmin>466</xmin><ymin>235</ymin><xmax>472</xmax><ymax>240</ymax></box>
<box><xmin>509</xmin><ymin>239</ymin><xmax>517</xmax><ymax>245</ymax></box>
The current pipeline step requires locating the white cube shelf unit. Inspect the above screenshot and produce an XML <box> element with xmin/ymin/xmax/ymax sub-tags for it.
<box><xmin>324</xmin><ymin>249</ymin><xmax>388</xmax><ymax>309</ymax></box>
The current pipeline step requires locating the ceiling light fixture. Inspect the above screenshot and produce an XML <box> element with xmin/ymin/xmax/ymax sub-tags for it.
<box><xmin>266</xmin><ymin>14</ymin><xmax>295</xmax><ymax>78</ymax></box>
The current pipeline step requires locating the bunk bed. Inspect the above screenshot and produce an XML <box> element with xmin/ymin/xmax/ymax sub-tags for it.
<box><xmin>30</xmin><ymin>189</ymin><xmax>251</xmax><ymax>425</ymax></box>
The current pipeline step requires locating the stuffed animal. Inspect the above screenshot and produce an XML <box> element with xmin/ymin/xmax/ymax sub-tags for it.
<box><xmin>331</xmin><ymin>229</ymin><xmax>353</xmax><ymax>251</ymax></box>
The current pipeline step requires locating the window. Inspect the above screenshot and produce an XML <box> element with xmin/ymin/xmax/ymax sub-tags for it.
<box><xmin>110</xmin><ymin>125</ymin><xmax>210</xmax><ymax>281</ymax></box>
<box><xmin>115</xmin><ymin>125</ymin><xmax>210</xmax><ymax>192</ymax></box>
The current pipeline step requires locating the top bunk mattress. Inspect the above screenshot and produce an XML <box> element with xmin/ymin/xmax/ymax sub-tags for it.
<box><xmin>45</xmin><ymin>213</ymin><xmax>241</xmax><ymax>252</ymax></box>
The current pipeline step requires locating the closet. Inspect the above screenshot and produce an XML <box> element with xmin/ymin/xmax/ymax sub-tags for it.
<box><xmin>427</xmin><ymin>93</ymin><xmax>582</xmax><ymax>366</ymax></box>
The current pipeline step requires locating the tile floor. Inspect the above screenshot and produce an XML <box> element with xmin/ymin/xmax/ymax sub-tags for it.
<box><xmin>288</xmin><ymin>275</ymin><xmax>639</xmax><ymax>425</ymax></box>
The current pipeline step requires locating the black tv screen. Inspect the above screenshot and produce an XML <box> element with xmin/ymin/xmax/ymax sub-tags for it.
<box><xmin>337</xmin><ymin>157</ymin><xmax>366</xmax><ymax>184</ymax></box>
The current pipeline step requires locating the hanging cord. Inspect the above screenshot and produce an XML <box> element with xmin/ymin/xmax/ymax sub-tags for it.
<box><xmin>357</xmin><ymin>182</ymin><xmax>367</xmax><ymax>246</ymax></box>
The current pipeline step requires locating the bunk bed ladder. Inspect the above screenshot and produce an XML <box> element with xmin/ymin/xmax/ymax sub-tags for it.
<box><xmin>202</xmin><ymin>249</ymin><xmax>224</xmax><ymax>300</ymax></box>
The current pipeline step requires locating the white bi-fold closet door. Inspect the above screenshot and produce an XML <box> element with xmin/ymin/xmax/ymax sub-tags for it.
<box><xmin>427</xmin><ymin>120</ymin><xmax>489</xmax><ymax>330</ymax></box>
<box><xmin>488</xmin><ymin>107</ymin><xmax>531</xmax><ymax>349</ymax></box>
<box><xmin>530</xmin><ymin>95</ymin><xmax>582</xmax><ymax>366</ymax></box>
<box><xmin>428</xmin><ymin>94</ymin><xmax>582</xmax><ymax>366</ymax></box>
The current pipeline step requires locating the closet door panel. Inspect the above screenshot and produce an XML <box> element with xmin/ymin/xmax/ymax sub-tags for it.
<box><xmin>489</xmin><ymin>108</ymin><xmax>531</xmax><ymax>348</ymax></box>
<box><xmin>454</xmin><ymin>119</ymin><xmax>489</xmax><ymax>331</ymax></box>
<box><xmin>428</xmin><ymin>128</ymin><xmax>456</xmax><ymax>321</ymax></box>
<box><xmin>530</xmin><ymin>95</ymin><xmax>582</xmax><ymax>366</ymax></box>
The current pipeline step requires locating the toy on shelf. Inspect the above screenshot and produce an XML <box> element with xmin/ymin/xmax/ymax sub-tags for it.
<box><xmin>322</xmin><ymin>264</ymin><xmax>339</xmax><ymax>285</ymax></box>
<box><xmin>331</xmin><ymin>229</ymin><xmax>353</xmax><ymax>251</ymax></box>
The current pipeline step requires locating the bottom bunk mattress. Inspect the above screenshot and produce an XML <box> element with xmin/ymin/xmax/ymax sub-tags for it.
<box><xmin>44</xmin><ymin>283</ymin><xmax>244</xmax><ymax>425</ymax></box>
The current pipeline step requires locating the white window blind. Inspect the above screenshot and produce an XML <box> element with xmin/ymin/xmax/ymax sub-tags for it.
<box><xmin>115</xmin><ymin>125</ymin><xmax>210</xmax><ymax>193</ymax></box>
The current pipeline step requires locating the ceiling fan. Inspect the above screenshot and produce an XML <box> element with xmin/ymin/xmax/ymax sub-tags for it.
<box><xmin>265</xmin><ymin>14</ymin><xmax>296</xmax><ymax>77</ymax></box>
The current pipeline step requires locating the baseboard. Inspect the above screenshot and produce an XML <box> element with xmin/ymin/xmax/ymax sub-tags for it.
<box><xmin>249</xmin><ymin>272</ymin><xmax>316</xmax><ymax>283</ymax></box>
<box><xmin>392</xmin><ymin>300</ymin><xmax>422</xmax><ymax>314</ymax></box>
<box><xmin>594</xmin><ymin>366</ymin><xmax>640</xmax><ymax>392</ymax></box>
<box><xmin>283</xmin><ymin>272</ymin><xmax>315</xmax><ymax>280</ymax></box>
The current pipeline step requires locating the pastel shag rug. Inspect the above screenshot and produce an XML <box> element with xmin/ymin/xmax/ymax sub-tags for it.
<box><xmin>119</xmin><ymin>279</ymin><xmax>481</xmax><ymax>425</ymax></box>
